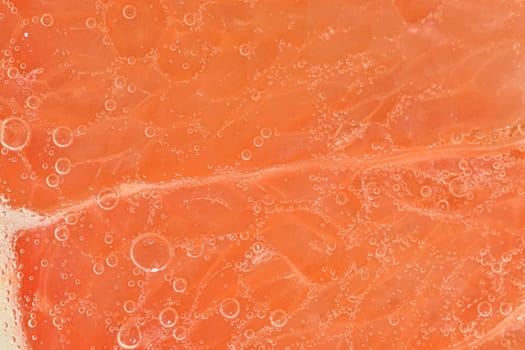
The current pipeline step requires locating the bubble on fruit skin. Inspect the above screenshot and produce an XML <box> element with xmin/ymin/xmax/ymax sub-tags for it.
<box><xmin>122</xmin><ymin>5</ymin><xmax>137</xmax><ymax>20</ymax></box>
<box><xmin>85</xmin><ymin>17</ymin><xmax>97</xmax><ymax>29</ymax></box>
<box><xmin>159</xmin><ymin>307</ymin><xmax>179</xmax><ymax>328</ymax></box>
<box><xmin>96</xmin><ymin>188</ymin><xmax>120</xmax><ymax>210</ymax></box>
<box><xmin>130</xmin><ymin>233</ymin><xmax>171</xmax><ymax>272</ymax></box>
<box><xmin>123</xmin><ymin>300</ymin><xmax>137</xmax><ymax>314</ymax></box>
<box><xmin>117</xmin><ymin>322</ymin><xmax>142</xmax><ymax>349</ymax></box>
<box><xmin>54</xmin><ymin>225</ymin><xmax>69</xmax><ymax>242</ymax></box>
<box><xmin>46</xmin><ymin>173</ymin><xmax>60</xmax><ymax>188</ymax></box>
<box><xmin>477</xmin><ymin>301</ymin><xmax>493</xmax><ymax>318</ymax></box>
<box><xmin>92</xmin><ymin>262</ymin><xmax>105</xmax><ymax>275</ymax></box>
<box><xmin>25</xmin><ymin>95</ymin><xmax>40</xmax><ymax>109</ymax></box>
<box><xmin>52</xmin><ymin>126</ymin><xmax>74</xmax><ymax>148</ymax></box>
<box><xmin>40</xmin><ymin>13</ymin><xmax>54</xmax><ymax>27</ymax></box>
<box><xmin>105</xmin><ymin>254</ymin><xmax>119</xmax><ymax>267</ymax></box>
<box><xmin>269</xmin><ymin>309</ymin><xmax>288</xmax><ymax>327</ymax></box>
<box><xmin>241</xmin><ymin>149</ymin><xmax>252</xmax><ymax>161</ymax></box>
<box><xmin>54</xmin><ymin>157</ymin><xmax>72</xmax><ymax>175</ymax></box>
<box><xmin>172</xmin><ymin>277</ymin><xmax>187</xmax><ymax>293</ymax></box>
<box><xmin>219</xmin><ymin>297</ymin><xmax>240</xmax><ymax>320</ymax></box>
<box><xmin>499</xmin><ymin>302</ymin><xmax>512</xmax><ymax>316</ymax></box>
<box><xmin>1</xmin><ymin>117</ymin><xmax>31</xmax><ymax>151</ymax></box>
<box><xmin>172</xmin><ymin>326</ymin><xmax>187</xmax><ymax>341</ymax></box>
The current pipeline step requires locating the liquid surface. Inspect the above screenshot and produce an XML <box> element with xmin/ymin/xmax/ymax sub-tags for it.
<box><xmin>1</xmin><ymin>1</ymin><xmax>525</xmax><ymax>349</ymax></box>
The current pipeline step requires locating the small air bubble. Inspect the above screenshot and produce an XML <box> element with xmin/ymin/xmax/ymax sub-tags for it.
<box><xmin>93</xmin><ymin>263</ymin><xmax>105</xmax><ymax>275</ymax></box>
<box><xmin>130</xmin><ymin>233</ymin><xmax>171</xmax><ymax>272</ymax></box>
<box><xmin>241</xmin><ymin>149</ymin><xmax>252</xmax><ymax>161</ymax></box>
<box><xmin>253</xmin><ymin>136</ymin><xmax>264</xmax><ymax>148</ymax></box>
<box><xmin>269</xmin><ymin>309</ymin><xmax>288</xmax><ymax>327</ymax></box>
<box><xmin>85</xmin><ymin>17</ymin><xmax>97</xmax><ymax>29</ymax></box>
<box><xmin>220</xmin><ymin>298</ymin><xmax>240</xmax><ymax>319</ymax></box>
<box><xmin>52</xmin><ymin>126</ymin><xmax>74</xmax><ymax>148</ymax></box>
<box><xmin>117</xmin><ymin>322</ymin><xmax>141</xmax><ymax>349</ymax></box>
<box><xmin>46</xmin><ymin>173</ymin><xmax>60</xmax><ymax>188</ymax></box>
<box><xmin>172</xmin><ymin>277</ymin><xmax>187</xmax><ymax>293</ymax></box>
<box><xmin>420</xmin><ymin>185</ymin><xmax>432</xmax><ymax>198</ymax></box>
<box><xmin>54</xmin><ymin>157</ymin><xmax>72</xmax><ymax>175</ymax></box>
<box><xmin>54</xmin><ymin>226</ymin><xmax>69</xmax><ymax>242</ymax></box>
<box><xmin>122</xmin><ymin>5</ymin><xmax>137</xmax><ymax>20</ymax></box>
<box><xmin>96</xmin><ymin>188</ymin><xmax>120</xmax><ymax>210</ymax></box>
<box><xmin>172</xmin><ymin>326</ymin><xmax>187</xmax><ymax>341</ymax></box>
<box><xmin>477</xmin><ymin>301</ymin><xmax>492</xmax><ymax>318</ymax></box>
<box><xmin>159</xmin><ymin>307</ymin><xmax>179</xmax><ymax>328</ymax></box>
<box><xmin>1</xmin><ymin>117</ymin><xmax>31</xmax><ymax>151</ymax></box>
<box><xmin>40</xmin><ymin>13</ymin><xmax>54</xmax><ymax>27</ymax></box>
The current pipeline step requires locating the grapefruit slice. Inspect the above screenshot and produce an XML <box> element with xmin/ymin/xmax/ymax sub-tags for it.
<box><xmin>1</xmin><ymin>1</ymin><xmax>525</xmax><ymax>349</ymax></box>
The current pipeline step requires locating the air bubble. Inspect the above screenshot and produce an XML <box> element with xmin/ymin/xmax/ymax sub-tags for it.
<box><xmin>159</xmin><ymin>307</ymin><xmax>179</xmax><ymax>328</ymax></box>
<box><xmin>144</xmin><ymin>126</ymin><xmax>157</xmax><ymax>138</ymax></box>
<box><xmin>239</xmin><ymin>43</ymin><xmax>251</xmax><ymax>57</ymax></box>
<box><xmin>388</xmin><ymin>315</ymin><xmax>399</xmax><ymax>326</ymax></box>
<box><xmin>122</xmin><ymin>5</ymin><xmax>137</xmax><ymax>20</ymax></box>
<box><xmin>96</xmin><ymin>188</ymin><xmax>120</xmax><ymax>210</ymax></box>
<box><xmin>93</xmin><ymin>263</ymin><xmax>105</xmax><ymax>275</ymax></box>
<box><xmin>130</xmin><ymin>233</ymin><xmax>171</xmax><ymax>272</ymax></box>
<box><xmin>25</xmin><ymin>95</ymin><xmax>40</xmax><ymax>109</ymax></box>
<box><xmin>448</xmin><ymin>177</ymin><xmax>467</xmax><ymax>197</ymax></box>
<box><xmin>40</xmin><ymin>13</ymin><xmax>54</xmax><ymax>27</ymax></box>
<box><xmin>172</xmin><ymin>277</ymin><xmax>187</xmax><ymax>293</ymax></box>
<box><xmin>7</xmin><ymin>67</ymin><xmax>19</xmax><ymax>79</ymax></box>
<box><xmin>54</xmin><ymin>226</ymin><xmax>69</xmax><ymax>242</ymax></box>
<box><xmin>335</xmin><ymin>192</ymin><xmax>348</xmax><ymax>206</ymax></box>
<box><xmin>499</xmin><ymin>302</ymin><xmax>512</xmax><ymax>316</ymax></box>
<box><xmin>104</xmin><ymin>98</ymin><xmax>117</xmax><ymax>112</ymax></box>
<box><xmin>269</xmin><ymin>309</ymin><xmax>288</xmax><ymax>327</ymax></box>
<box><xmin>46</xmin><ymin>173</ymin><xmax>60</xmax><ymax>188</ymax></box>
<box><xmin>219</xmin><ymin>297</ymin><xmax>240</xmax><ymax>319</ymax></box>
<box><xmin>260</xmin><ymin>128</ymin><xmax>272</xmax><ymax>139</ymax></box>
<box><xmin>52</xmin><ymin>126</ymin><xmax>74</xmax><ymax>148</ymax></box>
<box><xmin>85</xmin><ymin>17</ymin><xmax>96</xmax><ymax>29</ymax></box>
<box><xmin>117</xmin><ymin>322</ymin><xmax>142</xmax><ymax>349</ymax></box>
<box><xmin>172</xmin><ymin>326</ymin><xmax>187</xmax><ymax>341</ymax></box>
<box><xmin>105</xmin><ymin>254</ymin><xmax>119</xmax><ymax>267</ymax></box>
<box><xmin>420</xmin><ymin>185</ymin><xmax>432</xmax><ymax>198</ymax></box>
<box><xmin>477</xmin><ymin>301</ymin><xmax>492</xmax><ymax>318</ymax></box>
<box><xmin>253</xmin><ymin>136</ymin><xmax>264</xmax><ymax>148</ymax></box>
<box><xmin>1</xmin><ymin>117</ymin><xmax>31</xmax><ymax>151</ymax></box>
<box><xmin>123</xmin><ymin>300</ymin><xmax>136</xmax><ymax>314</ymax></box>
<box><xmin>241</xmin><ymin>149</ymin><xmax>252</xmax><ymax>161</ymax></box>
<box><xmin>54</xmin><ymin>157</ymin><xmax>72</xmax><ymax>175</ymax></box>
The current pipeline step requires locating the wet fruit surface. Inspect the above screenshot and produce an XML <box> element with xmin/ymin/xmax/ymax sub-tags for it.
<box><xmin>1</xmin><ymin>0</ymin><xmax>525</xmax><ymax>349</ymax></box>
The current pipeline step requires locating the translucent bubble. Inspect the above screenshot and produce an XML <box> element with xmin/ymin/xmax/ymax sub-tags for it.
<box><xmin>40</xmin><ymin>13</ymin><xmax>54</xmax><ymax>27</ymax></box>
<box><xmin>130</xmin><ymin>233</ymin><xmax>171</xmax><ymax>272</ymax></box>
<box><xmin>54</xmin><ymin>157</ymin><xmax>72</xmax><ymax>175</ymax></box>
<box><xmin>448</xmin><ymin>177</ymin><xmax>467</xmax><ymax>198</ymax></box>
<box><xmin>420</xmin><ymin>185</ymin><xmax>432</xmax><ymax>198</ymax></box>
<box><xmin>1</xmin><ymin>117</ymin><xmax>31</xmax><ymax>151</ymax></box>
<box><xmin>388</xmin><ymin>315</ymin><xmax>399</xmax><ymax>326</ymax></box>
<box><xmin>172</xmin><ymin>277</ymin><xmax>187</xmax><ymax>293</ymax></box>
<box><xmin>85</xmin><ymin>17</ymin><xmax>97</xmax><ymax>29</ymax></box>
<box><xmin>46</xmin><ymin>173</ymin><xmax>60</xmax><ymax>188</ymax></box>
<box><xmin>65</xmin><ymin>212</ymin><xmax>79</xmax><ymax>225</ymax></box>
<box><xmin>52</xmin><ymin>126</ymin><xmax>74</xmax><ymax>148</ymax></box>
<box><xmin>123</xmin><ymin>300</ymin><xmax>136</xmax><ymax>313</ymax></box>
<box><xmin>335</xmin><ymin>192</ymin><xmax>347</xmax><ymax>206</ymax></box>
<box><xmin>105</xmin><ymin>254</ymin><xmax>119</xmax><ymax>267</ymax></box>
<box><xmin>172</xmin><ymin>326</ymin><xmax>187</xmax><ymax>341</ymax></box>
<box><xmin>117</xmin><ymin>322</ymin><xmax>141</xmax><ymax>349</ymax></box>
<box><xmin>159</xmin><ymin>307</ymin><xmax>179</xmax><ymax>328</ymax></box>
<box><xmin>93</xmin><ymin>263</ymin><xmax>105</xmax><ymax>275</ymax></box>
<box><xmin>253</xmin><ymin>136</ymin><xmax>264</xmax><ymax>148</ymax></box>
<box><xmin>54</xmin><ymin>226</ymin><xmax>69</xmax><ymax>242</ymax></box>
<box><xmin>144</xmin><ymin>126</ymin><xmax>157</xmax><ymax>138</ymax></box>
<box><xmin>239</xmin><ymin>43</ymin><xmax>251</xmax><ymax>57</ymax></box>
<box><xmin>25</xmin><ymin>95</ymin><xmax>40</xmax><ymax>109</ymax></box>
<box><xmin>27</xmin><ymin>319</ymin><xmax>37</xmax><ymax>328</ymax></box>
<box><xmin>96</xmin><ymin>188</ymin><xmax>120</xmax><ymax>210</ymax></box>
<box><xmin>104</xmin><ymin>98</ymin><xmax>117</xmax><ymax>112</ymax></box>
<box><xmin>183</xmin><ymin>13</ymin><xmax>195</xmax><ymax>26</ymax></box>
<box><xmin>499</xmin><ymin>302</ymin><xmax>512</xmax><ymax>316</ymax></box>
<box><xmin>241</xmin><ymin>149</ymin><xmax>252</xmax><ymax>161</ymax></box>
<box><xmin>7</xmin><ymin>67</ymin><xmax>19</xmax><ymax>79</ymax></box>
<box><xmin>260</xmin><ymin>128</ymin><xmax>272</xmax><ymax>139</ymax></box>
<box><xmin>477</xmin><ymin>301</ymin><xmax>492</xmax><ymax>318</ymax></box>
<box><xmin>122</xmin><ymin>5</ymin><xmax>137</xmax><ymax>20</ymax></box>
<box><xmin>220</xmin><ymin>297</ymin><xmax>240</xmax><ymax>319</ymax></box>
<box><xmin>269</xmin><ymin>309</ymin><xmax>288</xmax><ymax>327</ymax></box>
